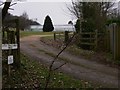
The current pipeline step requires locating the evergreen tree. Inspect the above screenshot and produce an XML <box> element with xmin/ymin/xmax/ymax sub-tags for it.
<box><xmin>75</xmin><ymin>19</ymin><xmax>80</xmax><ymax>33</ymax></box>
<box><xmin>43</xmin><ymin>15</ymin><xmax>54</xmax><ymax>32</ymax></box>
<box><xmin>68</xmin><ymin>21</ymin><xmax>73</xmax><ymax>25</ymax></box>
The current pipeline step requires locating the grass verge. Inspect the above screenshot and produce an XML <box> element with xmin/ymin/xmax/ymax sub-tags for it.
<box><xmin>41</xmin><ymin>36</ymin><xmax>120</xmax><ymax>67</ymax></box>
<box><xmin>20</xmin><ymin>31</ymin><xmax>53</xmax><ymax>38</ymax></box>
<box><xmin>2</xmin><ymin>53</ymin><xmax>96</xmax><ymax>88</ymax></box>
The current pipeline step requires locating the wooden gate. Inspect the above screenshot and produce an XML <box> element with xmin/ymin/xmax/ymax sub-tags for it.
<box><xmin>79</xmin><ymin>30</ymin><xmax>99</xmax><ymax>51</ymax></box>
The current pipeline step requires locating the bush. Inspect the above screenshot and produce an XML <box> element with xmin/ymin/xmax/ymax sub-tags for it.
<box><xmin>43</xmin><ymin>15</ymin><xmax>54</xmax><ymax>32</ymax></box>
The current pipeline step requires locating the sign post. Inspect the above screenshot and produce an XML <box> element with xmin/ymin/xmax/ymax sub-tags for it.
<box><xmin>2</xmin><ymin>19</ymin><xmax>20</xmax><ymax>88</ymax></box>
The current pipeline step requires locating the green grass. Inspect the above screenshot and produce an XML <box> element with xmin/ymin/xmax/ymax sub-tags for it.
<box><xmin>20</xmin><ymin>31</ymin><xmax>53</xmax><ymax>38</ymax></box>
<box><xmin>20</xmin><ymin>31</ymin><xmax>68</xmax><ymax>38</ymax></box>
<box><xmin>2</xmin><ymin>53</ymin><xmax>96</xmax><ymax>88</ymax></box>
<box><xmin>66</xmin><ymin>45</ymin><xmax>95</xmax><ymax>59</ymax></box>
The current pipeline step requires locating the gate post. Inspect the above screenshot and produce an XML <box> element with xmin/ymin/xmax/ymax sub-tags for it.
<box><xmin>64</xmin><ymin>31</ymin><xmax>69</xmax><ymax>44</ymax></box>
<box><xmin>15</xmin><ymin>19</ymin><xmax>20</xmax><ymax>68</ymax></box>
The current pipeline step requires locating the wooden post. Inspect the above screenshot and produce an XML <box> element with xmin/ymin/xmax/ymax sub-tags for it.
<box><xmin>90</xmin><ymin>32</ymin><xmax>92</xmax><ymax>50</ymax></box>
<box><xmin>10</xmin><ymin>31</ymin><xmax>16</xmax><ymax>65</ymax></box>
<box><xmin>15</xmin><ymin>19</ymin><xmax>20</xmax><ymax>68</ymax></box>
<box><xmin>95</xmin><ymin>30</ymin><xmax>98</xmax><ymax>51</ymax></box>
<box><xmin>105</xmin><ymin>28</ymin><xmax>110</xmax><ymax>52</ymax></box>
<box><xmin>115</xmin><ymin>25</ymin><xmax>120</xmax><ymax>60</ymax></box>
<box><xmin>54</xmin><ymin>32</ymin><xmax>56</xmax><ymax>41</ymax></box>
<box><xmin>7</xmin><ymin>30</ymin><xmax>12</xmax><ymax>88</ymax></box>
<box><xmin>64</xmin><ymin>31</ymin><xmax>69</xmax><ymax>44</ymax></box>
<box><xmin>2</xmin><ymin>30</ymin><xmax>5</xmax><ymax>43</ymax></box>
<box><xmin>113</xmin><ymin>24</ymin><xmax>116</xmax><ymax>60</ymax></box>
<box><xmin>118</xmin><ymin>26</ymin><xmax>120</xmax><ymax>59</ymax></box>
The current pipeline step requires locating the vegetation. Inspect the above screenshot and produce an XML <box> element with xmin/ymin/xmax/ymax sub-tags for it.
<box><xmin>75</xmin><ymin>19</ymin><xmax>80</xmax><ymax>33</ymax></box>
<box><xmin>40</xmin><ymin>33</ymin><xmax>120</xmax><ymax>66</ymax></box>
<box><xmin>43</xmin><ymin>15</ymin><xmax>54</xmax><ymax>32</ymax></box>
<box><xmin>68</xmin><ymin>1</ymin><xmax>117</xmax><ymax>50</ymax></box>
<box><xmin>68</xmin><ymin>21</ymin><xmax>73</xmax><ymax>25</ymax></box>
<box><xmin>20</xmin><ymin>31</ymin><xmax>53</xmax><ymax>38</ymax></box>
<box><xmin>3</xmin><ymin>12</ymin><xmax>40</xmax><ymax>30</ymax></box>
<box><xmin>2</xmin><ymin>53</ymin><xmax>95</xmax><ymax>88</ymax></box>
<box><xmin>1</xmin><ymin>0</ymin><xmax>120</xmax><ymax>89</ymax></box>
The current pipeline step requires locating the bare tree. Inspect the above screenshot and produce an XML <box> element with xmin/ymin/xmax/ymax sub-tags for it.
<box><xmin>67</xmin><ymin>0</ymin><xmax>115</xmax><ymax>32</ymax></box>
<box><xmin>2</xmin><ymin>0</ymin><xmax>12</xmax><ymax>22</ymax></box>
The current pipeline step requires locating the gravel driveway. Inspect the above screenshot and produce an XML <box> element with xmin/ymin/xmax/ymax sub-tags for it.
<box><xmin>20</xmin><ymin>35</ymin><xmax>119</xmax><ymax>88</ymax></box>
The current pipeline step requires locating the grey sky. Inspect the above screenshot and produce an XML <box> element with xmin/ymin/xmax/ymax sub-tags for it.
<box><xmin>3</xmin><ymin>0</ymin><xmax>120</xmax><ymax>25</ymax></box>
<box><xmin>9</xmin><ymin>2</ymin><xmax>74</xmax><ymax>25</ymax></box>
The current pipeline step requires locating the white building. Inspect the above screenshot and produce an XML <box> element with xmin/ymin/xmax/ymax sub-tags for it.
<box><xmin>54</xmin><ymin>24</ymin><xmax>75</xmax><ymax>32</ymax></box>
<box><xmin>30</xmin><ymin>24</ymin><xmax>75</xmax><ymax>32</ymax></box>
<box><xmin>30</xmin><ymin>25</ymin><xmax>43</xmax><ymax>31</ymax></box>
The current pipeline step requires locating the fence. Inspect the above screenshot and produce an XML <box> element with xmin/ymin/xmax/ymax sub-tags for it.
<box><xmin>79</xmin><ymin>25</ymin><xmax>120</xmax><ymax>60</ymax></box>
<box><xmin>53</xmin><ymin>28</ymin><xmax>120</xmax><ymax>60</ymax></box>
<box><xmin>109</xmin><ymin>24</ymin><xmax>120</xmax><ymax>60</ymax></box>
<box><xmin>79</xmin><ymin>30</ymin><xmax>103</xmax><ymax>51</ymax></box>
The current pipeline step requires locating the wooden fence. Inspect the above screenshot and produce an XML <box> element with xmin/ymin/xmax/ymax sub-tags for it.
<box><xmin>79</xmin><ymin>30</ymin><xmax>103</xmax><ymax>51</ymax></box>
<box><xmin>53</xmin><ymin>28</ymin><xmax>120</xmax><ymax>60</ymax></box>
<box><xmin>79</xmin><ymin>25</ymin><xmax>120</xmax><ymax>60</ymax></box>
<box><xmin>109</xmin><ymin>24</ymin><xmax>120</xmax><ymax>60</ymax></box>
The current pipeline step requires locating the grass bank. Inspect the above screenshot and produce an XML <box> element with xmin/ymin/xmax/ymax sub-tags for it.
<box><xmin>2</xmin><ymin>53</ymin><xmax>96</xmax><ymax>88</ymax></box>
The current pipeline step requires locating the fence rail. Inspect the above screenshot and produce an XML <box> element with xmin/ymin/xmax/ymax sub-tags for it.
<box><xmin>79</xmin><ymin>30</ymin><xmax>99</xmax><ymax>50</ymax></box>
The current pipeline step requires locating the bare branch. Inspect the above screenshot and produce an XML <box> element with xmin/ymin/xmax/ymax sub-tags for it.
<box><xmin>10</xmin><ymin>2</ymin><xmax>17</xmax><ymax>6</ymax></box>
<box><xmin>53</xmin><ymin>62</ymin><xmax>67</xmax><ymax>71</ymax></box>
<box><xmin>45</xmin><ymin>32</ymin><xmax>77</xmax><ymax>89</ymax></box>
<box><xmin>9</xmin><ymin>8</ymin><xmax>14</xmax><ymax>10</ymax></box>
<box><xmin>0</xmin><ymin>2</ymin><xmax>5</xmax><ymax>6</ymax></box>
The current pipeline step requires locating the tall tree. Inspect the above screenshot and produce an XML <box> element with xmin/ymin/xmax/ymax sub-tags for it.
<box><xmin>43</xmin><ymin>15</ymin><xmax>54</xmax><ymax>32</ymax></box>
<box><xmin>75</xmin><ymin>19</ymin><xmax>81</xmax><ymax>33</ymax></box>
<box><xmin>67</xmin><ymin>1</ymin><xmax>115</xmax><ymax>32</ymax></box>
<box><xmin>19</xmin><ymin>11</ymin><xmax>30</xmax><ymax>30</ymax></box>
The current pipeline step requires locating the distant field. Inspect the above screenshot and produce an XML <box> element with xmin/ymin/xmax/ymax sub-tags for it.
<box><xmin>20</xmin><ymin>31</ymin><xmax>69</xmax><ymax>38</ymax></box>
<box><xmin>20</xmin><ymin>31</ymin><xmax>54</xmax><ymax>38</ymax></box>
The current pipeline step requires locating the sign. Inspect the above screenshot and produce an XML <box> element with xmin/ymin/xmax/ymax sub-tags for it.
<box><xmin>2</xmin><ymin>44</ymin><xmax>9</xmax><ymax>50</ymax></box>
<box><xmin>8</xmin><ymin>55</ymin><xmax>13</xmax><ymax>64</ymax></box>
<box><xmin>2</xmin><ymin>44</ymin><xmax>18</xmax><ymax>50</ymax></box>
<box><xmin>10</xmin><ymin>44</ymin><xmax>18</xmax><ymax>49</ymax></box>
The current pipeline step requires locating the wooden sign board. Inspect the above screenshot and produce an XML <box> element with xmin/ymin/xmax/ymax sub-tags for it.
<box><xmin>2</xmin><ymin>44</ymin><xmax>9</xmax><ymax>50</ymax></box>
<box><xmin>8</xmin><ymin>55</ymin><xmax>13</xmax><ymax>64</ymax></box>
<box><xmin>2</xmin><ymin>44</ymin><xmax>18</xmax><ymax>50</ymax></box>
<box><xmin>10</xmin><ymin>44</ymin><xmax>18</xmax><ymax>49</ymax></box>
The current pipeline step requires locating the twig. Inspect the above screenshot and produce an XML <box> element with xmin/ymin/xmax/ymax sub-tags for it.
<box><xmin>44</xmin><ymin>32</ymin><xmax>76</xmax><ymax>89</ymax></box>
<box><xmin>10</xmin><ymin>3</ymin><xmax>17</xmax><ymax>6</ymax></box>
<box><xmin>53</xmin><ymin>62</ymin><xmax>67</xmax><ymax>71</ymax></box>
<box><xmin>9</xmin><ymin>8</ymin><xmax>14</xmax><ymax>10</ymax></box>
<box><xmin>0</xmin><ymin>2</ymin><xmax>5</xmax><ymax>6</ymax></box>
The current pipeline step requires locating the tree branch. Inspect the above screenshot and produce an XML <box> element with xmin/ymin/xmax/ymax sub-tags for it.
<box><xmin>2</xmin><ymin>0</ymin><xmax>12</xmax><ymax>22</ymax></box>
<box><xmin>45</xmin><ymin>32</ymin><xmax>76</xmax><ymax>89</ymax></box>
<box><xmin>53</xmin><ymin>62</ymin><xmax>67</xmax><ymax>71</ymax></box>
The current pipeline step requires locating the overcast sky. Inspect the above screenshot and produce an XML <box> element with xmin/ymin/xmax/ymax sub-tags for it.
<box><xmin>8</xmin><ymin>1</ymin><xmax>74</xmax><ymax>25</ymax></box>
<box><xmin>2</xmin><ymin>0</ymin><xmax>120</xmax><ymax>25</ymax></box>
